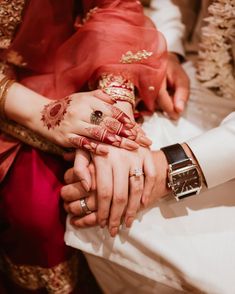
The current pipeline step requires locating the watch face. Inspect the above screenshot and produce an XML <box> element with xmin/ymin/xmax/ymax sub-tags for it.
<box><xmin>171</xmin><ymin>167</ymin><xmax>201</xmax><ymax>195</ymax></box>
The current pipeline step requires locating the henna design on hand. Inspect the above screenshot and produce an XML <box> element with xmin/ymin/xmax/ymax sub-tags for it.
<box><xmin>87</xmin><ymin>126</ymin><xmax>122</xmax><ymax>147</ymax></box>
<box><xmin>69</xmin><ymin>136</ymin><xmax>97</xmax><ymax>153</ymax></box>
<box><xmin>86</xmin><ymin>126</ymin><xmax>138</xmax><ymax>150</ymax></box>
<box><xmin>106</xmin><ymin>105</ymin><xmax>136</xmax><ymax>128</ymax></box>
<box><xmin>101</xmin><ymin>117</ymin><xmax>137</xmax><ymax>140</ymax></box>
<box><xmin>41</xmin><ymin>96</ymin><xmax>72</xmax><ymax>129</ymax></box>
<box><xmin>69</xmin><ymin>136</ymin><xmax>108</xmax><ymax>154</ymax></box>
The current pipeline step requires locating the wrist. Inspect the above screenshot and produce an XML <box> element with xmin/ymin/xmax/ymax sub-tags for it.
<box><xmin>181</xmin><ymin>143</ymin><xmax>206</xmax><ymax>184</ymax></box>
<box><xmin>4</xmin><ymin>82</ymin><xmax>50</xmax><ymax>129</ymax></box>
<box><xmin>152</xmin><ymin>150</ymin><xmax>171</xmax><ymax>197</ymax></box>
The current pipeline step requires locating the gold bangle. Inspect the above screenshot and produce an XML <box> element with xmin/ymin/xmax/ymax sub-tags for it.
<box><xmin>0</xmin><ymin>79</ymin><xmax>15</xmax><ymax>120</ymax></box>
<box><xmin>0</xmin><ymin>76</ymin><xmax>9</xmax><ymax>88</ymax></box>
<box><xmin>103</xmin><ymin>87</ymin><xmax>135</xmax><ymax>107</ymax></box>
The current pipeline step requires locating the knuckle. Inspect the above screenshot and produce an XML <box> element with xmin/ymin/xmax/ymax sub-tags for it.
<box><xmin>99</xmin><ymin>193</ymin><xmax>111</xmax><ymax>202</ymax></box>
<box><xmin>147</xmin><ymin>173</ymin><xmax>157</xmax><ymax>183</ymax></box>
<box><xmin>60</xmin><ymin>186</ymin><xmax>71</xmax><ymax>200</ymax></box>
<box><xmin>125</xmin><ymin>208</ymin><xmax>137</xmax><ymax>218</ymax></box>
<box><xmin>98</xmin><ymin>208</ymin><xmax>109</xmax><ymax>220</ymax></box>
<box><xmin>68</xmin><ymin>203</ymin><xmax>78</xmax><ymax>215</ymax></box>
<box><xmin>131</xmin><ymin>182</ymin><xmax>143</xmax><ymax>194</ymax></box>
<box><xmin>114</xmin><ymin>195</ymin><xmax>127</xmax><ymax>205</ymax></box>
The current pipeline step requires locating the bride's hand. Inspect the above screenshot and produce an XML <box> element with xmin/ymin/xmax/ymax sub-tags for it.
<box><xmin>61</xmin><ymin>146</ymin><xmax>157</xmax><ymax>237</ymax></box>
<box><xmin>5</xmin><ymin>82</ymin><xmax>151</xmax><ymax>155</ymax></box>
<box><xmin>37</xmin><ymin>90</ymin><xmax>149</xmax><ymax>154</ymax></box>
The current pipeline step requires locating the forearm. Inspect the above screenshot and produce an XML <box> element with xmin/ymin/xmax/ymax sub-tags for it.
<box><xmin>1</xmin><ymin>74</ymin><xmax>50</xmax><ymax>130</ymax></box>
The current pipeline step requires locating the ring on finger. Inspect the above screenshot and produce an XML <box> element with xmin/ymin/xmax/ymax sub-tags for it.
<box><xmin>129</xmin><ymin>168</ymin><xmax>144</xmax><ymax>178</ymax></box>
<box><xmin>90</xmin><ymin>110</ymin><xmax>104</xmax><ymax>125</ymax></box>
<box><xmin>80</xmin><ymin>197</ymin><xmax>92</xmax><ymax>215</ymax></box>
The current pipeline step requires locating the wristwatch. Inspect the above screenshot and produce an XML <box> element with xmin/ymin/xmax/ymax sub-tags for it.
<box><xmin>161</xmin><ymin>144</ymin><xmax>202</xmax><ymax>201</ymax></box>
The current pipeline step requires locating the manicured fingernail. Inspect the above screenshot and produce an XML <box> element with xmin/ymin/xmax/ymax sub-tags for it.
<box><xmin>139</xmin><ymin>136</ymin><xmax>152</xmax><ymax>146</ymax></box>
<box><xmin>110</xmin><ymin>227</ymin><xmax>119</xmax><ymax>237</ymax></box>
<box><xmin>176</xmin><ymin>100</ymin><xmax>185</xmax><ymax>112</ymax></box>
<box><xmin>99</xmin><ymin>145</ymin><xmax>109</xmax><ymax>154</ymax></box>
<box><xmin>125</xmin><ymin>140</ymin><xmax>139</xmax><ymax>150</ymax></box>
<box><xmin>125</xmin><ymin>217</ymin><xmax>134</xmax><ymax>228</ymax></box>
<box><xmin>100</xmin><ymin>220</ymin><xmax>107</xmax><ymax>228</ymax></box>
<box><xmin>81</xmin><ymin>180</ymin><xmax>90</xmax><ymax>192</ymax></box>
<box><xmin>123</xmin><ymin>117</ymin><xmax>135</xmax><ymax>126</ymax></box>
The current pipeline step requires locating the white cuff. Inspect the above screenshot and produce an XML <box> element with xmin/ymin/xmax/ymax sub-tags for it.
<box><xmin>187</xmin><ymin>114</ymin><xmax>235</xmax><ymax>188</ymax></box>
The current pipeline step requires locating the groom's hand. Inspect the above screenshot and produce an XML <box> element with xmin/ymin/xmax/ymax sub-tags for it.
<box><xmin>156</xmin><ymin>53</ymin><xmax>190</xmax><ymax>120</ymax></box>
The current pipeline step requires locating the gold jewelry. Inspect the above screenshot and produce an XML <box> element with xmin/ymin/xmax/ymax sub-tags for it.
<box><xmin>98</xmin><ymin>74</ymin><xmax>135</xmax><ymax>108</ymax></box>
<box><xmin>0</xmin><ymin>78</ymin><xmax>15</xmax><ymax>119</ymax></box>
<box><xmin>0</xmin><ymin>76</ymin><xmax>9</xmax><ymax>88</ymax></box>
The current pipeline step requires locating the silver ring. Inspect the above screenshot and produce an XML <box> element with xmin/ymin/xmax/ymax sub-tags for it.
<box><xmin>80</xmin><ymin>198</ymin><xmax>92</xmax><ymax>215</ymax></box>
<box><xmin>129</xmin><ymin>168</ymin><xmax>144</xmax><ymax>178</ymax></box>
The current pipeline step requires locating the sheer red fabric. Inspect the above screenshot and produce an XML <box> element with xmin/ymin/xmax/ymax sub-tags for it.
<box><xmin>0</xmin><ymin>1</ymin><xmax>167</xmax><ymax>292</ymax></box>
<box><xmin>0</xmin><ymin>0</ymin><xmax>167</xmax><ymax>181</ymax></box>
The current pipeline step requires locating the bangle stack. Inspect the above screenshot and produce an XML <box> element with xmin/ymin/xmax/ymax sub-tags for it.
<box><xmin>98</xmin><ymin>74</ymin><xmax>135</xmax><ymax>108</ymax></box>
<box><xmin>0</xmin><ymin>76</ymin><xmax>15</xmax><ymax>120</ymax></box>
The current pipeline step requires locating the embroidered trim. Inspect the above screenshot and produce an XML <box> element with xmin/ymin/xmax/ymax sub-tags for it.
<box><xmin>75</xmin><ymin>7</ymin><xmax>98</xmax><ymax>28</ymax></box>
<box><xmin>1</xmin><ymin>254</ymin><xmax>79</xmax><ymax>294</ymax></box>
<box><xmin>0</xmin><ymin>0</ymin><xmax>26</xmax><ymax>49</ymax></box>
<box><xmin>120</xmin><ymin>50</ymin><xmax>153</xmax><ymax>64</ymax></box>
<box><xmin>98</xmin><ymin>74</ymin><xmax>135</xmax><ymax>107</ymax></box>
<box><xmin>0</xmin><ymin>118</ymin><xmax>65</xmax><ymax>156</ymax></box>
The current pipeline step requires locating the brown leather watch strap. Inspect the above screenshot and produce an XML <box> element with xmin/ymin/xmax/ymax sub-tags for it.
<box><xmin>161</xmin><ymin>143</ymin><xmax>188</xmax><ymax>164</ymax></box>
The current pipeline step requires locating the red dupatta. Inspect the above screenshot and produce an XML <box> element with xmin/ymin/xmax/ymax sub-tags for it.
<box><xmin>0</xmin><ymin>0</ymin><xmax>167</xmax><ymax>181</ymax></box>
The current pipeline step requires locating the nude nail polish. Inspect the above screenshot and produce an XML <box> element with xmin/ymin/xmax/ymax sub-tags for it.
<box><xmin>125</xmin><ymin>140</ymin><xmax>139</xmax><ymax>150</ymax></box>
<box><xmin>125</xmin><ymin>217</ymin><xmax>134</xmax><ymax>228</ymax></box>
<box><xmin>100</xmin><ymin>220</ymin><xmax>107</xmax><ymax>228</ymax></box>
<box><xmin>139</xmin><ymin>136</ymin><xmax>152</xmax><ymax>146</ymax></box>
<box><xmin>110</xmin><ymin>227</ymin><xmax>119</xmax><ymax>237</ymax></box>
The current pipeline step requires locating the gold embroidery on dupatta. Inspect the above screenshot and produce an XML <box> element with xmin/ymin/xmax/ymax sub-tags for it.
<box><xmin>98</xmin><ymin>73</ymin><xmax>135</xmax><ymax>107</ymax></box>
<box><xmin>1</xmin><ymin>254</ymin><xmax>79</xmax><ymax>294</ymax></box>
<box><xmin>6</xmin><ymin>50</ymin><xmax>27</xmax><ymax>67</ymax></box>
<box><xmin>76</xmin><ymin>7</ymin><xmax>98</xmax><ymax>28</ymax></box>
<box><xmin>0</xmin><ymin>0</ymin><xmax>26</xmax><ymax>49</ymax></box>
<box><xmin>120</xmin><ymin>50</ymin><xmax>153</xmax><ymax>64</ymax></box>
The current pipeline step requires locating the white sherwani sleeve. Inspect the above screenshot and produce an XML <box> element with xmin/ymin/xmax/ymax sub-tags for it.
<box><xmin>187</xmin><ymin>112</ymin><xmax>235</xmax><ymax>188</ymax></box>
<box><xmin>144</xmin><ymin>0</ymin><xmax>185</xmax><ymax>57</ymax></box>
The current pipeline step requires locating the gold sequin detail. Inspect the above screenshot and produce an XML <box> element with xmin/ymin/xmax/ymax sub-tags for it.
<box><xmin>0</xmin><ymin>0</ymin><xmax>26</xmax><ymax>49</ymax></box>
<box><xmin>1</xmin><ymin>254</ymin><xmax>78</xmax><ymax>294</ymax></box>
<box><xmin>148</xmin><ymin>86</ymin><xmax>155</xmax><ymax>91</ymax></box>
<box><xmin>120</xmin><ymin>50</ymin><xmax>153</xmax><ymax>64</ymax></box>
<box><xmin>76</xmin><ymin>7</ymin><xmax>98</xmax><ymax>28</ymax></box>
